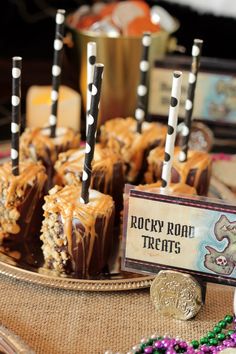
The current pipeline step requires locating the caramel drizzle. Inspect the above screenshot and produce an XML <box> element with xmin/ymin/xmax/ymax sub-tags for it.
<box><xmin>20</xmin><ymin>127</ymin><xmax>80</xmax><ymax>164</ymax></box>
<box><xmin>0</xmin><ymin>161</ymin><xmax>47</xmax><ymax>236</ymax></box>
<box><xmin>55</xmin><ymin>144</ymin><xmax>123</xmax><ymax>193</ymax></box>
<box><xmin>100</xmin><ymin>117</ymin><xmax>167</xmax><ymax>181</ymax></box>
<box><xmin>137</xmin><ymin>181</ymin><xmax>197</xmax><ymax>195</ymax></box>
<box><xmin>146</xmin><ymin>147</ymin><xmax>212</xmax><ymax>188</ymax></box>
<box><xmin>43</xmin><ymin>185</ymin><xmax>114</xmax><ymax>273</ymax></box>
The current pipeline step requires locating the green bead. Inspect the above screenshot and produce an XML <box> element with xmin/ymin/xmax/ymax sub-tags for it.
<box><xmin>213</xmin><ymin>326</ymin><xmax>221</xmax><ymax>334</ymax></box>
<box><xmin>191</xmin><ymin>340</ymin><xmax>199</xmax><ymax>349</ymax></box>
<box><xmin>147</xmin><ymin>339</ymin><xmax>154</xmax><ymax>345</ymax></box>
<box><xmin>225</xmin><ymin>315</ymin><xmax>234</xmax><ymax>324</ymax></box>
<box><xmin>218</xmin><ymin>320</ymin><xmax>227</xmax><ymax>329</ymax></box>
<box><xmin>200</xmin><ymin>337</ymin><xmax>208</xmax><ymax>345</ymax></box>
<box><xmin>227</xmin><ymin>330</ymin><xmax>235</xmax><ymax>337</ymax></box>
<box><xmin>140</xmin><ymin>343</ymin><xmax>147</xmax><ymax>350</ymax></box>
<box><xmin>207</xmin><ymin>331</ymin><xmax>215</xmax><ymax>339</ymax></box>
<box><xmin>217</xmin><ymin>333</ymin><xmax>226</xmax><ymax>341</ymax></box>
<box><xmin>209</xmin><ymin>338</ymin><xmax>218</xmax><ymax>346</ymax></box>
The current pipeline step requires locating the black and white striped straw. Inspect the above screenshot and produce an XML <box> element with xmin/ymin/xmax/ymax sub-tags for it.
<box><xmin>11</xmin><ymin>56</ymin><xmax>22</xmax><ymax>176</ymax></box>
<box><xmin>86</xmin><ymin>42</ymin><xmax>97</xmax><ymax>135</ymax></box>
<box><xmin>135</xmin><ymin>32</ymin><xmax>151</xmax><ymax>133</ymax></box>
<box><xmin>161</xmin><ymin>71</ymin><xmax>182</xmax><ymax>188</ymax></box>
<box><xmin>80</xmin><ymin>64</ymin><xmax>104</xmax><ymax>204</ymax></box>
<box><xmin>50</xmin><ymin>9</ymin><xmax>66</xmax><ymax>138</ymax></box>
<box><xmin>179</xmin><ymin>39</ymin><xmax>203</xmax><ymax>162</ymax></box>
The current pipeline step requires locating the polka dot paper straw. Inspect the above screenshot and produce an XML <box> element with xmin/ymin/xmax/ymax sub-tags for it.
<box><xmin>135</xmin><ymin>32</ymin><xmax>151</xmax><ymax>133</ymax></box>
<box><xmin>50</xmin><ymin>9</ymin><xmax>66</xmax><ymax>138</ymax></box>
<box><xmin>161</xmin><ymin>71</ymin><xmax>182</xmax><ymax>188</ymax></box>
<box><xmin>179</xmin><ymin>39</ymin><xmax>203</xmax><ymax>162</ymax></box>
<box><xmin>11</xmin><ymin>56</ymin><xmax>22</xmax><ymax>176</ymax></box>
<box><xmin>86</xmin><ymin>42</ymin><xmax>97</xmax><ymax>135</ymax></box>
<box><xmin>81</xmin><ymin>64</ymin><xmax>104</xmax><ymax>204</ymax></box>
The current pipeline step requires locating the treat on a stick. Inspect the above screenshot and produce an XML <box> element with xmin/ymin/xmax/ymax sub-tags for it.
<box><xmin>40</xmin><ymin>184</ymin><xmax>114</xmax><ymax>277</ymax></box>
<box><xmin>145</xmin><ymin>147</ymin><xmax>212</xmax><ymax>196</ymax></box>
<box><xmin>145</xmin><ymin>44</ymin><xmax>212</xmax><ymax>196</ymax></box>
<box><xmin>0</xmin><ymin>57</ymin><xmax>47</xmax><ymax>258</ymax></box>
<box><xmin>20</xmin><ymin>9</ymin><xmax>80</xmax><ymax>189</ymax></box>
<box><xmin>41</xmin><ymin>64</ymin><xmax>115</xmax><ymax>278</ymax></box>
<box><xmin>140</xmin><ymin>72</ymin><xmax>197</xmax><ymax>196</ymax></box>
<box><xmin>54</xmin><ymin>143</ymin><xmax>124</xmax><ymax>220</ymax></box>
<box><xmin>86</xmin><ymin>42</ymin><xmax>97</xmax><ymax>134</ymax></box>
<box><xmin>179</xmin><ymin>39</ymin><xmax>203</xmax><ymax>163</ymax></box>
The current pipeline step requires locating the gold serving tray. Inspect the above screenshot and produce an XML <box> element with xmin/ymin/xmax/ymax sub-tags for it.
<box><xmin>0</xmin><ymin>251</ymin><xmax>153</xmax><ymax>292</ymax></box>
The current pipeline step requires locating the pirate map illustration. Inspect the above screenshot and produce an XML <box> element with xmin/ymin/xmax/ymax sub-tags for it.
<box><xmin>204</xmin><ymin>215</ymin><xmax>236</xmax><ymax>275</ymax></box>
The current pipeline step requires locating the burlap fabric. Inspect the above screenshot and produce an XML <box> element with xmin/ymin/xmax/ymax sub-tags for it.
<box><xmin>0</xmin><ymin>273</ymin><xmax>234</xmax><ymax>354</ymax></box>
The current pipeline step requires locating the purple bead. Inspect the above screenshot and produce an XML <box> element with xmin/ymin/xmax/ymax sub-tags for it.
<box><xmin>162</xmin><ymin>339</ymin><xmax>171</xmax><ymax>348</ymax></box>
<box><xmin>154</xmin><ymin>340</ymin><xmax>163</xmax><ymax>349</ymax></box>
<box><xmin>179</xmin><ymin>341</ymin><xmax>188</xmax><ymax>349</ymax></box>
<box><xmin>231</xmin><ymin>333</ymin><xmax>236</xmax><ymax>341</ymax></box>
<box><xmin>200</xmin><ymin>344</ymin><xmax>209</xmax><ymax>352</ymax></box>
<box><xmin>144</xmin><ymin>346</ymin><xmax>153</xmax><ymax>354</ymax></box>
<box><xmin>166</xmin><ymin>350</ymin><xmax>176</xmax><ymax>354</ymax></box>
<box><xmin>216</xmin><ymin>344</ymin><xmax>224</xmax><ymax>351</ymax></box>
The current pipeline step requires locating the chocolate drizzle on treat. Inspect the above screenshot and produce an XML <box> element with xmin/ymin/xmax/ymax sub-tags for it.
<box><xmin>40</xmin><ymin>185</ymin><xmax>115</xmax><ymax>278</ymax></box>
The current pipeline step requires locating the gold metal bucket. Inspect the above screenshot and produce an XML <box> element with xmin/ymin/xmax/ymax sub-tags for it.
<box><xmin>66</xmin><ymin>22</ymin><xmax>179</xmax><ymax>125</ymax></box>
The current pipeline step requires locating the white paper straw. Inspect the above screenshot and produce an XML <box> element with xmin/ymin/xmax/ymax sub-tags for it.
<box><xmin>86</xmin><ymin>42</ymin><xmax>97</xmax><ymax>135</ymax></box>
<box><xmin>161</xmin><ymin>71</ymin><xmax>182</xmax><ymax>188</ymax></box>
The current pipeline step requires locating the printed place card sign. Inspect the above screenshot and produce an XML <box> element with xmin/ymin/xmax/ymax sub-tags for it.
<box><xmin>122</xmin><ymin>187</ymin><xmax>236</xmax><ymax>286</ymax></box>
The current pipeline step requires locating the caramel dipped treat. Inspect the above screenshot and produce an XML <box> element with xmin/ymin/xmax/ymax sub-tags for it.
<box><xmin>41</xmin><ymin>64</ymin><xmax>115</xmax><ymax>277</ymax></box>
<box><xmin>0</xmin><ymin>160</ymin><xmax>47</xmax><ymax>244</ymax></box>
<box><xmin>20</xmin><ymin>10</ymin><xmax>80</xmax><ymax>189</ymax></box>
<box><xmin>54</xmin><ymin>143</ymin><xmax>124</xmax><ymax>220</ymax></box>
<box><xmin>0</xmin><ymin>57</ymin><xmax>48</xmax><ymax>263</ymax></box>
<box><xmin>100</xmin><ymin>116</ymin><xmax>166</xmax><ymax>183</ymax></box>
<box><xmin>145</xmin><ymin>147</ymin><xmax>211</xmax><ymax>196</ymax></box>
<box><xmin>20</xmin><ymin>126</ymin><xmax>80</xmax><ymax>189</ymax></box>
<box><xmin>40</xmin><ymin>185</ymin><xmax>114</xmax><ymax>277</ymax></box>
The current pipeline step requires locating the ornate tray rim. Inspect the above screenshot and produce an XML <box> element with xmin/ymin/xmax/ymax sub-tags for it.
<box><xmin>0</xmin><ymin>257</ymin><xmax>154</xmax><ymax>292</ymax></box>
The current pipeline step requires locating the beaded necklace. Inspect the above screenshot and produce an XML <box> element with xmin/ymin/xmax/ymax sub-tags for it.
<box><xmin>125</xmin><ymin>314</ymin><xmax>236</xmax><ymax>354</ymax></box>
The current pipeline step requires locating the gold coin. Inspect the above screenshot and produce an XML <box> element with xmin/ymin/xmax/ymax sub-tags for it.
<box><xmin>150</xmin><ymin>270</ymin><xmax>203</xmax><ymax>320</ymax></box>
